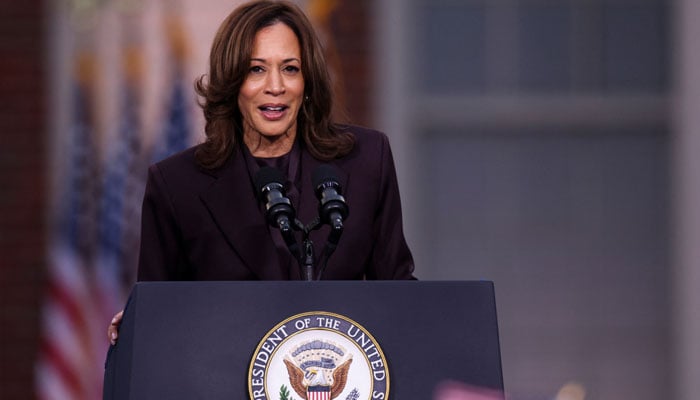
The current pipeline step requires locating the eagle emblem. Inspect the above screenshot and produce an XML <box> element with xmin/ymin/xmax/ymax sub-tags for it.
<box><xmin>282</xmin><ymin>339</ymin><xmax>353</xmax><ymax>400</ymax></box>
<box><xmin>248</xmin><ymin>312</ymin><xmax>389</xmax><ymax>400</ymax></box>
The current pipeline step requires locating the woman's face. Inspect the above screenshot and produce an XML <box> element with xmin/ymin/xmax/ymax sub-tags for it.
<box><xmin>238</xmin><ymin>22</ymin><xmax>304</xmax><ymax>153</ymax></box>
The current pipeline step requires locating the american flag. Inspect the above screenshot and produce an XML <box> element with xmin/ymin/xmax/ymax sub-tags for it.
<box><xmin>36</xmin><ymin>8</ymin><xmax>194</xmax><ymax>399</ymax></box>
<box><xmin>150</xmin><ymin>68</ymin><xmax>191</xmax><ymax>164</ymax></box>
<box><xmin>36</xmin><ymin>53</ymin><xmax>146</xmax><ymax>399</ymax></box>
<box><xmin>93</xmin><ymin>81</ymin><xmax>144</xmax><ymax>343</ymax></box>
<box><xmin>36</xmin><ymin>79</ymin><xmax>104</xmax><ymax>400</ymax></box>
<box><xmin>151</xmin><ymin>11</ymin><xmax>192</xmax><ymax>163</ymax></box>
<box><xmin>96</xmin><ymin>78</ymin><xmax>144</xmax><ymax>301</ymax></box>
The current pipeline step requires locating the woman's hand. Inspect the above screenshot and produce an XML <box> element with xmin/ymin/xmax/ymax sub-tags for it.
<box><xmin>107</xmin><ymin>310</ymin><xmax>124</xmax><ymax>345</ymax></box>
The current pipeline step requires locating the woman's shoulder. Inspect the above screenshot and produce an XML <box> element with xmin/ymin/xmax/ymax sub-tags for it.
<box><xmin>149</xmin><ymin>144</ymin><xmax>217</xmax><ymax>185</ymax></box>
<box><xmin>151</xmin><ymin>145</ymin><xmax>196</xmax><ymax>175</ymax></box>
<box><xmin>328</xmin><ymin>125</ymin><xmax>395</xmax><ymax>176</ymax></box>
<box><xmin>338</xmin><ymin>124</ymin><xmax>388</xmax><ymax>144</ymax></box>
<box><xmin>336</xmin><ymin>124</ymin><xmax>391</xmax><ymax>160</ymax></box>
<box><xmin>337</xmin><ymin>124</ymin><xmax>391</xmax><ymax>155</ymax></box>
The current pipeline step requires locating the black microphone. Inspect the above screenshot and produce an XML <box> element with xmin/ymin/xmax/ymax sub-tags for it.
<box><xmin>255</xmin><ymin>167</ymin><xmax>305</xmax><ymax>278</ymax></box>
<box><xmin>312</xmin><ymin>164</ymin><xmax>349</xmax><ymax>234</ymax></box>
<box><xmin>254</xmin><ymin>167</ymin><xmax>295</xmax><ymax>233</ymax></box>
<box><xmin>312</xmin><ymin>165</ymin><xmax>348</xmax><ymax>280</ymax></box>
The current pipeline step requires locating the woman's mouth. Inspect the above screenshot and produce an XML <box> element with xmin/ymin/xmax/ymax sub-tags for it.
<box><xmin>259</xmin><ymin>105</ymin><xmax>288</xmax><ymax>120</ymax></box>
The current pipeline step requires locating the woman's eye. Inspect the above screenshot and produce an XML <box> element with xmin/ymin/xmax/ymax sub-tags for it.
<box><xmin>250</xmin><ymin>66</ymin><xmax>264</xmax><ymax>74</ymax></box>
<box><xmin>283</xmin><ymin>65</ymin><xmax>300</xmax><ymax>74</ymax></box>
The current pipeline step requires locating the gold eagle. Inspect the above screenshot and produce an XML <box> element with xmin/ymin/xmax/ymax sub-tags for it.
<box><xmin>283</xmin><ymin>358</ymin><xmax>353</xmax><ymax>400</ymax></box>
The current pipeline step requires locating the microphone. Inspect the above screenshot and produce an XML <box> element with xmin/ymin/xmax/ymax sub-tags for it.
<box><xmin>255</xmin><ymin>167</ymin><xmax>303</xmax><ymax>277</ymax></box>
<box><xmin>254</xmin><ymin>167</ymin><xmax>295</xmax><ymax>233</ymax></box>
<box><xmin>312</xmin><ymin>165</ymin><xmax>348</xmax><ymax>280</ymax></box>
<box><xmin>312</xmin><ymin>164</ymin><xmax>349</xmax><ymax>234</ymax></box>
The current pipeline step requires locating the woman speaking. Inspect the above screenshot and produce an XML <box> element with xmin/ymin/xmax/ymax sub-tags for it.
<box><xmin>109</xmin><ymin>0</ymin><xmax>414</xmax><ymax>343</ymax></box>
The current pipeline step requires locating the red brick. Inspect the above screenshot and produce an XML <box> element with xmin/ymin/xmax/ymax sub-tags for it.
<box><xmin>0</xmin><ymin>0</ymin><xmax>46</xmax><ymax>398</ymax></box>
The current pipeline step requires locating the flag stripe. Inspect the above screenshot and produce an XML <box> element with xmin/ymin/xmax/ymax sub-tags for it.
<box><xmin>39</xmin><ymin>339</ymin><xmax>84</xmax><ymax>398</ymax></box>
<box><xmin>47</xmin><ymin>280</ymin><xmax>89</xmax><ymax>334</ymax></box>
<box><xmin>36</xmin><ymin>361</ymin><xmax>75</xmax><ymax>400</ymax></box>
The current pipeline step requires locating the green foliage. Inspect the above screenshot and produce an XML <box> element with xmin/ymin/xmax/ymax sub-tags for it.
<box><xmin>279</xmin><ymin>384</ymin><xmax>295</xmax><ymax>400</ymax></box>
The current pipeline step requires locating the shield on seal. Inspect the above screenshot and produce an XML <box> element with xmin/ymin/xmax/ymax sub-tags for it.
<box><xmin>307</xmin><ymin>385</ymin><xmax>332</xmax><ymax>400</ymax></box>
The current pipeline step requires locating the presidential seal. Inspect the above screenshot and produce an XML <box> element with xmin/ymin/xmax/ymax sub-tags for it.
<box><xmin>248</xmin><ymin>311</ymin><xmax>389</xmax><ymax>400</ymax></box>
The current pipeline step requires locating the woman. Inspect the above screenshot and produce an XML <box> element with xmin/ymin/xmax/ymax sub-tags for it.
<box><xmin>109</xmin><ymin>0</ymin><xmax>414</xmax><ymax>343</ymax></box>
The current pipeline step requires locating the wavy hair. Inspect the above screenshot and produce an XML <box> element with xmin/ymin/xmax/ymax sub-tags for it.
<box><xmin>194</xmin><ymin>0</ymin><xmax>355</xmax><ymax>169</ymax></box>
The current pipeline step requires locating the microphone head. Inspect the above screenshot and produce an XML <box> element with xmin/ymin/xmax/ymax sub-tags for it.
<box><xmin>312</xmin><ymin>164</ymin><xmax>341</xmax><ymax>195</ymax></box>
<box><xmin>312</xmin><ymin>164</ymin><xmax>348</xmax><ymax>222</ymax></box>
<box><xmin>255</xmin><ymin>166</ymin><xmax>286</xmax><ymax>195</ymax></box>
<box><xmin>254</xmin><ymin>166</ymin><xmax>295</xmax><ymax>225</ymax></box>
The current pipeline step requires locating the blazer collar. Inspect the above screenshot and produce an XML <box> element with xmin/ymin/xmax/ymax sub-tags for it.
<box><xmin>199</xmin><ymin>146</ymin><xmax>288</xmax><ymax>279</ymax></box>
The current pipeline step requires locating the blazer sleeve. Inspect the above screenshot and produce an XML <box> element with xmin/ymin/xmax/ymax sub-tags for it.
<box><xmin>366</xmin><ymin>134</ymin><xmax>416</xmax><ymax>280</ymax></box>
<box><xmin>136</xmin><ymin>164</ymin><xmax>190</xmax><ymax>281</ymax></box>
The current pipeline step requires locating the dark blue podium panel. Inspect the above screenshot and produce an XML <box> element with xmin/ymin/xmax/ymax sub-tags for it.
<box><xmin>104</xmin><ymin>281</ymin><xmax>503</xmax><ymax>400</ymax></box>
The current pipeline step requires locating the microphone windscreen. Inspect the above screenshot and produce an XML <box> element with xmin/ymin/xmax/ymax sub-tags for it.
<box><xmin>255</xmin><ymin>166</ymin><xmax>285</xmax><ymax>192</ymax></box>
<box><xmin>312</xmin><ymin>164</ymin><xmax>340</xmax><ymax>189</ymax></box>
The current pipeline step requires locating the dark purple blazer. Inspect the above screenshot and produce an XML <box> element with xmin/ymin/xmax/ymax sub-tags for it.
<box><xmin>137</xmin><ymin>126</ymin><xmax>415</xmax><ymax>281</ymax></box>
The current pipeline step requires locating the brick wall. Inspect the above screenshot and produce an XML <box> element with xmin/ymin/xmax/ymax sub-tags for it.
<box><xmin>0</xmin><ymin>1</ymin><xmax>46</xmax><ymax>399</ymax></box>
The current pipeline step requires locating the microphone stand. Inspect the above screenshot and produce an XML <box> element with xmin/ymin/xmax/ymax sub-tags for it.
<box><xmin>302</xmin><ymin>239</ymin><xmax>314</xmax><ymax>281</ymax></box>
<box><xmin>315</xmin><ymin>222</ymin><xmax>343</xmax><ymax>280</ymax></box>
<box><xmin>297</xmin><ymin>218</ymin><xmax>321</xmax><ymax>281</ymax></box>
<box><xmin>259</xmin><ymin>167</ymin><xmax>346</xmax><ymax>281</ymax></box>
<box><xmin>286</xmin><ymin>217</ymin><xmax>342</xmax><ymax>281</ymax></box>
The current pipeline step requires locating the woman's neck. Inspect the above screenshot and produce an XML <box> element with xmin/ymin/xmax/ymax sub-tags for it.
<box><xmin>243</xmin><ymin>131</ymin><xmax>296</xmax><ymax>158</ymax></box>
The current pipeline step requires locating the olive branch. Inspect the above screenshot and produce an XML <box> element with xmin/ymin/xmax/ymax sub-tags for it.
<box><xmin>279</xmin><ymin>384</ymin><xmax>295</xmax><ymax>400</ymax></box>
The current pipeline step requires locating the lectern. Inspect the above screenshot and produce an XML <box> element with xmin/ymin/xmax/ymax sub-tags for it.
<box><xmin>103</xmin><ymin>281</ymin><xmax>503</xmax><ymax>399</ymax></box>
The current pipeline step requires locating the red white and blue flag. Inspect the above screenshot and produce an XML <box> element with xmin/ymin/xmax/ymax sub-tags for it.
<box><xmin>36</xmin><ymin>67</ymin><xmax>105</xmax><ymax>400</ymax></box>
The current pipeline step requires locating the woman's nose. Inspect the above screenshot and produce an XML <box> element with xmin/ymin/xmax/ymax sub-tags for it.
<box><xmin>265</xmin><ymin>71</ymin><xmax>285</xmax><ymax>95</ymax></box>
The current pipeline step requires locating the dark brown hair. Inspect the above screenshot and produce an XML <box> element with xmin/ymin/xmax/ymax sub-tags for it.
<box><xmin>194</xmin><ymin>0</ymin><xmax>355</xmax><ymax>169</ymax></box>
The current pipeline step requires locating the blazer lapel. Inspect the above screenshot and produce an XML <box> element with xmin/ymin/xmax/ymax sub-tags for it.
<box><xmin>199</xmin><ymin>149</ymin><xmax>288</xmax><ymax>279</ymax></box>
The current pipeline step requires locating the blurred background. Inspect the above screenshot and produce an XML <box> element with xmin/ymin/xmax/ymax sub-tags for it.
<box><xmin>1</xmin><ymin>0</ymin><xmax>699</xmax><ymax>399</ymax></box>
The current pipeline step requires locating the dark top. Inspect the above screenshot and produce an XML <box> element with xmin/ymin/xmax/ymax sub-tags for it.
<box><xmin>136</xmin><ymin>125</ymin><xmax>415</xmax><ymax>281</ymax></box>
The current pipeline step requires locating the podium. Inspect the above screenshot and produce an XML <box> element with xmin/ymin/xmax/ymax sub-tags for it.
<box><xmin>103</xmin><ymin>281</ymin><xmax>503</xmax><ymax>399</ymax></box>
